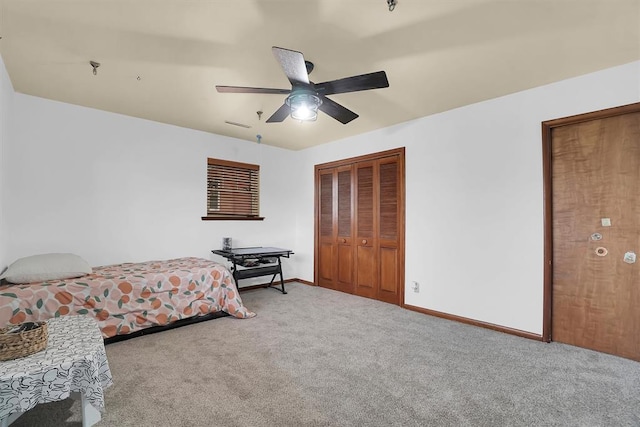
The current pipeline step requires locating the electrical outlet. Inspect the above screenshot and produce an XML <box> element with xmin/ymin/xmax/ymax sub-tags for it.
<box><xmin>412</xmin><ymin>281</ymin><xmax>419</xmax><ymax>293</ymax></box>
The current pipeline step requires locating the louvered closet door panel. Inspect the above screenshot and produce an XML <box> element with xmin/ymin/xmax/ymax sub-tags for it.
<box><xmin>337</xmin><ymin>168</ymin><xmax>352</xmax><ymax>238</ymax></box>
<box><xmin>336</xmin><ymin>166</ymin><xmax>354</xmax><ymax>293</ymax></box>
<box><xmin>355</xmin><ymin>162</ymin><xmax>377</xmax><ymax>298</ymax></box>
<box><xmin>318</xmin><ymin>170</ymin><xmax>336</xmax><ymax>289</ymax></box>
<box><xmin>357</xmin><ymin>165</ymin><xmax>374</xmax><ymax>239</ymax></box>
<box><xmin>379</xmin><ymin>160</ymin><xmax>398</xmax><ymax>240</ymax></box>
<box><xmin>378</xmin><ymin>158</ymin><xmax>401</xmax><ymax>304</ymax></box>
<box><xmin>320</xmin><ymin>172</ymin><xmax>334</xmax><ymax>238</ymax></box>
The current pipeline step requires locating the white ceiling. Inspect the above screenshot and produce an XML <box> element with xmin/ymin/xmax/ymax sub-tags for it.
<box><xmin>1</xmin><ymin>0</ymin><xmax>639</xmax><ymax>150</ymax></box>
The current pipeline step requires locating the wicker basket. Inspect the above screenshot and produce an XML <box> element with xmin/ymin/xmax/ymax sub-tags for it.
<box><xmin>0</xmin><ymin>322</ymin><xmax>48</xmax><ymax>361</ymax></box>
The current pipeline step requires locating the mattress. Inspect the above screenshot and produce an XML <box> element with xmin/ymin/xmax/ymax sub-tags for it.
<box><xmin>0</xmin><ymin>257</ymin><xmax>255</xmax><ymax>338</ymax></box>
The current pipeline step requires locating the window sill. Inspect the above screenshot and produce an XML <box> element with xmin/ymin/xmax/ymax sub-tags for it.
<box><xmin>201</xmin><ymin>216</ymin><xmax>265</xmax><ymax>221</ymax></box>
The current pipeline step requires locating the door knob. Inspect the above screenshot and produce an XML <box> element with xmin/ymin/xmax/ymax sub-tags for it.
<box><xmin>341</xmin><ymin>238</ymin><xmax>346</xmax><ymax>243</ymax></box>
<box><xmin>362</xmin><ymin>239</ymin><xmax>367</xmax><ymax>244</ymax></box>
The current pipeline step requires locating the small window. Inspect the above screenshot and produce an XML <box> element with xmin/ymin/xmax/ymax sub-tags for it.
<box><xmin>202</xmin><ymin>158</ymin><xmax>264</xmax><ymax>221</ymax></box>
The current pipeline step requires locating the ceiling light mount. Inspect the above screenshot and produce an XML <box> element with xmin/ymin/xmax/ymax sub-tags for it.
<box><xmin>89</xmin><ymin>60</ymin><xmax>100</xmax><ymax>76</ymax></box>
<box><xmin>387</xmin><ymin>0</ymin><xmax>397</xmax><ymax>12</ymax></box>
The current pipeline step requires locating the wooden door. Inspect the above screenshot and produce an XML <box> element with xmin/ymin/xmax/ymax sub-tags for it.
<box><xmin>353</xmin><ymin>156</ymin><xmax>402</xmax><ymax>303</ymax></box>
<box><xmin>316</xmin><ymin>166</ymin><xmax>354</xmax><ymax>292</ymax></box>
<box><xmin>548</xmin><ymin>106</ymin><xmax>640</xmax><ymax>361</ymax></box>
<box><xmin>354</xmin><ymin>161</ymin><xmax>377</xmax><ymax>299</ymax></box>
<box><xmin>317</xmin><ymin>169</ymin><xmax>336</xmax><ymax>290</ymax></box>
<box><xmin>336</xmin><ymin>165</ymin><xmax>355</xmax><ymax>293</ymax></box>
<box><xmin>377</xmin><ymin>156</ymin><xmax>401</xmax><ymax>304</ymax></box>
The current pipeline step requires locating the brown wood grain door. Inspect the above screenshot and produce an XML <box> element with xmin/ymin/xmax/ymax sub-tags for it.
<box><xmin>549</xmin><ymin>107</ymin><xmax>640</xmax><ymax>361</ymax></box>
<box><xmin>355</xmin><ymin>161</ymin><xmax>377</xmax><ymax>299</ymax></box>
<box><xmin>317</xmin><ymin>169</ymin><xmax>336</xmax><ymax>290</ymax></box>
<box><xmin>378</xmin><ymin>156</ymin><xmax>401</xmax><ymax>304</ymax></box>
<box><xmin>336</xmin><ymin>165</ymin><xmax>355</xmax><ymax>293</ymax></box>
<box><xmin>316</xmin><ymin>166</ymin><xmax>354</xmax><ymax>292</ymax></box>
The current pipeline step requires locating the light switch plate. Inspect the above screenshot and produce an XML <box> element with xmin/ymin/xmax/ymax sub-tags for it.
<box><xmin>601</xmin><ymin>218</ymin><xmax>612</xmax><ymax>227</ymax></box>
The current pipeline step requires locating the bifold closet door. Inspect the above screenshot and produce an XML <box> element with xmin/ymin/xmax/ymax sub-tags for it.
<box><xmin>377</xmin><ymin>156</ymin><xmax>401</xmax><ymax>304</ymax></box>
<box><xmin>317</xmin><ymin>166</ymin><xmax>354</xmax><ymax>292</ymax></box>
<box><xmin>355</xmin><ymin>161</ymin><xmax>376</xmax><ymax>298</ymax></box>
<box><xmin>335</xmin><ymin>165</ymin><xmax>355</xmax><ymax>294</ymax></box>
<box><xmin>317</xmin><ymin>170</ymin><xmax>336</xmax><ymax>290</ymax></box>
<box><xmin>353</xmin><ymin>157</ymin><xmax>401</xmax><ymax>303</ymax></box>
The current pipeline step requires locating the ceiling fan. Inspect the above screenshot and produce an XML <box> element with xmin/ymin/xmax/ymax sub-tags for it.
<box><xmin>216</xmin><ymin>46</ymin><xmax>389</xmax><ymax>124</ymax></box>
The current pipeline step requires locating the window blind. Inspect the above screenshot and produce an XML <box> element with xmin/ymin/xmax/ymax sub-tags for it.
<box><xmin>207</xmin><ymin>158</ymin><xmax>259</xmax><ymax>217</ymax></box>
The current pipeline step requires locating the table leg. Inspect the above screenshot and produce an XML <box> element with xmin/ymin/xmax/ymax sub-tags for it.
<box><xmin>231</xmin><ymin>260</ymin><xmax>240</xmax><ymax>287</ymax></box>
<box><xmin>277</xmin><ymin>256</ymin><xmax>287</xmax><ymax>294</ymax></box>
<box><xmin>266</xmin><ymin>257</ymin><xmax>287</xmax><ymax>294</ymax></box>
<box><xmin>71</xmin><ymin>392</ymin><xmax>102</xmax><ymax>427</ymax></box>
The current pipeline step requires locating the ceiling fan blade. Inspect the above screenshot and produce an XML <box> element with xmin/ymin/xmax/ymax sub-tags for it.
<box><xmin>272</xmin><ymin>46</ymin><xmax>309</xmax><ymax>86</ymax></box>
<box><xmin>266</xmin><ymin>103</ymin><xmax>291</xmax><ymax>123</ymax></box>
<box><xmin>216</xmin><ymin>86</ymin><xmax>291</xmax><ymax>95</ymax></box>
<box><xmin>315</xmin><ymin>71</ymin><xmax>389</xmax><ymax>95</ymax></box>
<box><xmin>318</xmin><ymin>96</ymin><xmax>359</xmax><ymax>124</ymax></box>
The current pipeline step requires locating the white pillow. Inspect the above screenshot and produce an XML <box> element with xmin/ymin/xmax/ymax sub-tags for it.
<box><xmin>0</xmin><ymin>253</ymin><xmax>92</xmax><ymax>284</ymax></box>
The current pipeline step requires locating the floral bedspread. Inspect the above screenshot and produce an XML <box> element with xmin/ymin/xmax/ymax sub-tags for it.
<box><xmin>0</xmin><ymin>257</ymin><xmax>255</xmax><ymax>338</ymax></box>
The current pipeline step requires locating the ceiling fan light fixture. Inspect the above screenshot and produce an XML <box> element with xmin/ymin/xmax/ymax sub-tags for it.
<box><xmin>216</xmin><ymin>47</ymin><xmax>388</xmax><ymax>125</ymax></box>
<box><xmin>286</xmin><ymin>92</ymin><xmax>322</xmax><ymax>121</ymax></box>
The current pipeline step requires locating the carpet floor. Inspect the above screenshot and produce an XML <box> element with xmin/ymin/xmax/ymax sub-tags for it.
<box><xmin>12</xmin><ymin>282</ymin><xmax>640</xmax><ymax>426</ymax></box>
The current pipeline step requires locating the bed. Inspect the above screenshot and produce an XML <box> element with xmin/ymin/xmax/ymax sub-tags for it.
<box><xmin>0</xmin><ymin>256</ymin><xmax>255</xmax><ymax>339</ymax></box>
